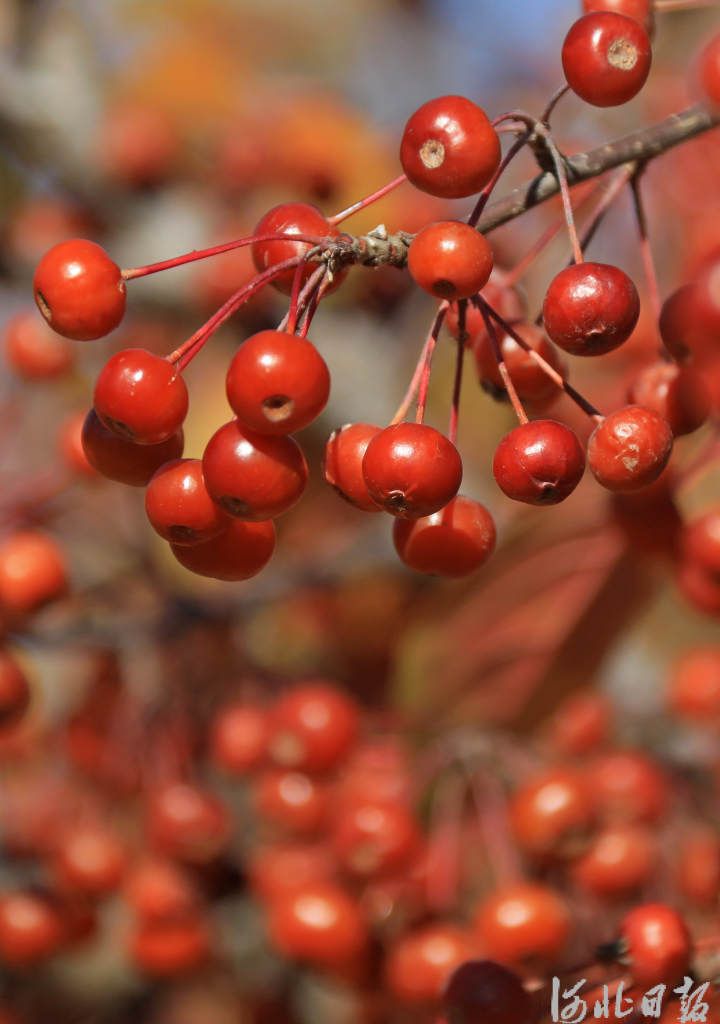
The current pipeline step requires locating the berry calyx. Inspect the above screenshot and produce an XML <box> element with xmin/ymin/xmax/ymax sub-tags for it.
<box><xmin>392</xmin><ymin>495</ymin><xmax>496</xmax><ymax>577</ymax></box>
<box><xmin>202</xmin><ymin>421</ymin><xmax>308</xmax><ymax>521</ymax></box>
<box><xmin>145</xmin><ymin>459</ymin><xmax>230</xmax><ymax>545</ymax></box>
<box><xmin>408</xmin><ymin>221</ymin><xmax>493</xmax><ymax>300</ymax></box>
<box><xmin>170</xmin><ymin>518</ymin><xmax>276</xmax><ymax>581</ymax></box>
<box><xmin>251</xmin><ymin>202</ymin><xmax>345</xmax><ymax>296</ymax></box>
<box><xmin>400</xmin><ymin>95</ymin><xmax>501</xmax><ymax>198</ymax></box>
<box><xmin>562</xmin><ymin>12</ymin><xmax>652</xmax><ymax>108</ymax></box>
<box><xmin>81</xmin><ymin>409</ymin><xmax>184</xmax><ymax>487</ymax></box>
<box><xmin>323</xmin><ymin>423</ymin><xmax>383</xmax><ymax>512</ymax></box>
<box><xmin>362</xmin><ymin>422</ymin><xmax>463</xmax><ymax>518</ymax></box>
<box><xmin>93</xmin><ymin>349</ymin><xmax>189</xmax><ymax>445</ymax></box>
<box><xmin>587</xmin><ymin>405</ymin><xmax>673</xmax><ymax>492</ymax></box>
<box><xmin>225</xmin><ymin>330</ymin><xmax>330</xmax><ymax>435</ymax></box>
<box><xmin>542</xmin><ymin>262</ymin><xmax>640</xmax><ymax>356</ymax></box>
<box><xmin>493</xmin><ymin>420</ymin><xmax>585</xmax><ymax>505</ymax></box>
<box><xmin>33</xmin><ymin>239</ymin><xmax>126</xmax><ymax>340</ymax></box>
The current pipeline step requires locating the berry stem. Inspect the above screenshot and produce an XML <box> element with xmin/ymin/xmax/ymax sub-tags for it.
<box><xmin>298</xmin><ymin>269</ymin><xmax>331</xmax><ymax>339</ymax></box>
<box><xmin>542</xmin><ymin>130</ymin><xmax>584</xmax><ymax>265</ymax></box>
<box><xmin>448</xmin><ymin>334</ymin><xmax>465</xmax><ymax>445</ymax></box>
<box><xmin>414</xmin><ymin>304</ymin><xmax>449</xmax><ymax>426</ymax></box>
<box><xmin>540</xmin><ymin>84</ymin><xmax>570</xmax><ymax>126</ymax></box>
<box><xmin>121</xmin><ymin>233</ymin><xmax>326</xmax><ymax>280</ymax></box>
<box><xmin>467</xmin><ymin>132</ymin><xmax>531</xmax><ymax>229</ymax></box>
<box><xmin>654</xmin><ymin>0</ymin><xmax>719</xmax><ymax>7</ymax></box>
<box><xmin>629</xmin><ymin>167</ymin><xmax>662</xmax><ymax>326</ymax></box>
<box><xmin>328</xmin><ymin>173</ymin><xmax>407</xmax><ymax>226</ymax></box>
<box><xmin>286</xmin><ymin>249</ymin><xmax>320</xmax><ymax>335</ymax></box>
<box><xmin>478</xmin><ymin>301</ymin><xmax>529</xmax><ymax>425</ymax></box>
<box><xmin>391</xmin><ymin>304</ymin><xmax>448</xmax><ymax>425</ymax></box>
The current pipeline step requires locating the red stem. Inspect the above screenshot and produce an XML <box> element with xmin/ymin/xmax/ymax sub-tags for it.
<box><xmin>415</xmin><ymin>304</ymin><xmax>449</xmax><ymax>426</ymax></box>
<box><xmin>468</xmin><ymin>132</ymin><xmax>531</xmax><ymax>229</ymax></box>
<box><xmin>328</xmin><ymin>173</ymin><xmax>407</xmax><ymax>226</ymax></box>
<box><xmin>479</xmin><ymin>303</ymin><xmax>529</xmax><ymax>425</ymax></box>
<box><xmin>448</xmin><ymin>335</ymin><xmax>465</xmax><ymax>444</ymax></box>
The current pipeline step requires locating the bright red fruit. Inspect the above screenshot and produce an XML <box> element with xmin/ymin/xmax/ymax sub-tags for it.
<box><xmin>445</xmin><ymin>274</ymin><xmax>526</xmax><ymax>347</ymax></box>
<box><xmin>145</xmin><ymin>458</ymin><xmax>229</xmax><ymax>545</ymax></box>
<box><xmin>682</xmin><ymin>508</ymin><xmax>720</xmax><ymax>578</ymax></box>
<box><xmin>0</xmin><ymin>892</ymin><xmax>63</xmax><ymax>966</ymax></box>
<box><xmin>81</xmin><ymin>409</ymin><xmax>184</xmax><ymax>486</ymax></box>
<box><xmin>509</xmin><ymin>768</ymin><xmax>593</xmax><ymax>860</ymax></box>
<box><xmin>628</xmin><ymin>361</ymin><xmax>710</xmax><ymax>437</ymax></box>
<box><xmin>473</xmin><ymin>322</ymin><xmax>566</xmax><ymax>404</ymax></box>
<box><xmin>124</xmin><ymin>858</ymin><xmax>199</xmax><ymax>922</ymax></box>
<box><xmin>619</xmin><ymin>904</ymin><xmax>691</xmax><ymax>986</ymax></box>
<box><xmin>385</xmin><ymin>924</ymin><xmax>479</xmax><ymax>1004</ymax></box>
<box><xmin>667</xmin><ymin>648</ymin><xmax>720</xmax><ymax>720</ymax></box>
<box><xmin>226</xmin><ymin>331</ymin><xmax>330</xmax><ymax>435</ymax></box>
<box><xmin>169</xmin><ymin>518</ymin><xmax>275</xmax><ymax>581</ymax></box>
<box><xmin>581</xmin><ymin>0</ymin><xmax>654</xmax><ymax>36</ymax></box>
<box><xmin>699</xmin><ymin>31</ymin><xmax>720</xmax><ymax>108</ymax></box>
<box><xmin>408</xmin><ymin>221</ymin><xmax>493</xmax><ymax>300</ymax></box>
<box><xmin>33</xmin><ymin>239</ymin><xmax>126</xmax><ymax>340</ymax></box>
<box><xmin>362</xmin><ymin>422</ymin><xmax>463</xmax><ymax>518</ymax></box>
<box><xmin>332</xmin><ymin>799</ymin><xmax>420</xmax><ymax>878</ymax></box>
<box><xmin>586</xmin><ymin>750</ymin><xmax>668</xmax><ymax>824</ymax></box>
<box><xmin>129</xmin><ymin>916</ymin><xmax>211</xmax><ymax>976</ymax></box>
<box><xmin>323</xmin><ymin>423</ymin><xmax>383</xmax><ymax>512</ymax></box>
<box><xmin>267</xmin><ymin>882</ymin><xmax>368</xmax><ymax>968</ymax></box>
<box><xmin>544</xmin><ymin>692</ymin><xmax>611</xmax><ymax>757</ymax></box>
<box><xmin>3</xmin><ymin>309</ymin><xmax>75</xmax><ymax>379</ymax></box>
<box><xmin>493</xmin><ymin>420</ymin><xmax>585</xmax><ymax>505</ymax></box>
<box><xmin>400</xmin><ymin>95</ymin><xmax>501</xmax><ymax>198</ymax></box>
<box><xmin>571</xmin><ymin>825</ymin><xmax>656</xmax><ymax>898</ymax></box>
<box><xmin>474</xmin><ymin>883</ymin><xmax>571</xmax><ymax>967</ymax></box>
<box><xmin>269</xmin><ymin>683</ymin><xmax>360</xmax><ymax>774</ymax></box>
<box><xmin>210</xmin><ymin>703</ymin><xmax>269</xmax><ymax>775</ymax></box>
<box><xmin>562</xmin><ymin>12</ymin><xmax>652</xmax><ymax>107</ymax></box>
<box><xmin>52</xmin><ymin>825</ymin><xmax>126</xmax><ymax>896</ymax></box>
<box><xmin>202</xmin><ymin>420</ymin><xmax>308</xmax><ymax>521</ymax></box>
<box><xmin>542</xmin><ymin>263</ymin><xmax>640</xmax><ymax>356</ymax></box>
<box><xmin>251</xmin><ymin>202</ymin><xmax>345</xmax><ymax>296</ymax></box>
<box><xmin>0</xmin><ymin>531</ymin><xmax>67</xmax><ymax>618</ymax></box>
<box><xmin>247</xmin><ymin>842</ymin><xmax>336</xmax><ymax>902</ymax></box>
<box><xmin>674</xmin><ymin>830</ymin><xmax>720</xmax><ymax>907</ymax></box>
<box><xmin>254</xmin><ymin>769</ymin><xmax>329</xmax><ymax>835</ymax></box>
<box><xmin>0</xmin><ymin>652</ymin><xmax>30</xmax><ymax>728</ymax></box>
<box><xmin>146</xmin><ymin>782</ymin><xmax>230</xmax><ymax>865</ymax></box>
<box><xmin>442</xmin><ymin>960</ymin><xmax>536</xmax><ymax>1024</ymax></box>
<box><xmin>587</xmin><ymin>405</ymin><xmax>673</xmax><ymax>492</ymax></box>
<box><xmin>392</xmin><ymin>495</ymin><xmax>496</xmax><ymax>577</ymax></box>
<box><xmin>94</xmin><ymin>348</ymin><xmax>188</xmax><ymax>445</ymax></box>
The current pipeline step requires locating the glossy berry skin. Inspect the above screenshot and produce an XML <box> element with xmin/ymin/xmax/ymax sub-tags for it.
<box><xmin>699</xmin><ymin>31</ymin><xmax>720</xmax><ymax>108</ymax></box>
<box><xmin>0</xmin><ymin>531</ymin><xmax>67</xmax><ymax>618</ymax></box>
<box><xmin>3</xmin><ymin>309</ymin><xmax>75</xmax><ymax>379</ymax></box>
<box><xmin>682</xmin><ymin>509</ymin><xmax>720</xmax><ymax>577</ymax></box>
<box><xmin>385</xmin><ymin>924</ymin><xmax>479</xmax><ymax>1005</ymax></box>
<box><xmin>474</xmin><ymin>322</ymin><xmax>566</xmax><ymax>404</ymax></box>
<box><xmin>408</xmin><ymin>222</ymin><xmax>493</xmax><ymax>300</ymax></box>
<box><xmin>58</xmin><ymin>411</ymin><xmax>96</xmax><ymax>478</ymax></box>
<box><xmin>269</xmin><ymin>683</ymin><xmax>359</xmax><ymax>775</ymax></box>
<box><xmin>628</xmin><ymin>361</ymin><xmax>710</xmax><ymax>437</ymax></box>
<box><xmin>509</xmin><ymin>769</ymin><xmax>593</xmax><ymax>860</ymax></box>
<box><xmin>147</xmin><ymin>783</ymin><xmax>230</xmax><ymax>865</ymax></box>
<box><xmin>332</xmin><ymin>799</ymin><xmax>420</xmax><ymax>878</ymax></box>
<box><xmin>362</xmin><ymin>423</ymin><xmax>463</xmax><ymax>519</ymax></box>
<box><xmin>562</xmin><ymin>13</ymin><xmax>652</xmax><ymax>107</ymax></box>
<box><xmin>254</xmin><ymin>769</ymin><xmax>329</xmax><ymax>835</ymax></box>
<box><xmin>170</xmin><ymin>518</ymin><xmax>275</xmax><ymax>581</ymax></box>
<box><xmin>52</xmin><ymin>826</ymin><xmax>126</xmax><ymax>897</ymax></box>
<box><xmin>145</xmin><ymin>459</ymin><xmax>229</xmax><ymax>545</ymax></box>
<box><xmin>323</xmin><ymin>423</ymin><xmax>383</xmax><ymax>512</ymax></box>
<box><xmin>267</xmin><ymin>881</ymin><xmax>368</xmax><ymax>969</ymax></box>
<box><xmin>667</xmin><ymin>648</ymin><xmax>720</xmax><ymax>720</ymax></box>
<box><xmin>129</xmin><ymin>916</ymin><xmax>210</xmax><ymax>976</ymax></box>
<box><xmin>251</xmin><ymin>202</ymin><xmax>345</xmax><ymax>296</ymax></box>
<box><xmin>619</xmin><ymin>904</ymin><xmax>691</xmax><ymax>986</ymax></box>
<box><xmin>0</xmin><ymin>892</ymin><xmax>63</xmax><ymax>966</ymax></box>
<box><xmin>210</xmin><ymin>704</ymin><xmax>269</xmax><ymax>775</ymax></box>
<box><xmin>0</xmin><ymin>652</ymin><xmax>30</xmax><ymax>728</ymax></box>
<box><xmin>543</xmin><ymin>263</ymin><xmax>640</xmax><ymax>356</ymax></box>
<box><xmin>493</xmin><ymin>420</ymin><xmax>585</xmax><ymax>506</ymax></box>
<box><xmin>124</xmin><ymin>858</ymin><xmax>198</xmax><ymax>922</ymax></box>
<box><xmin>581</xmin><ymin>0</ymin><xmax>654</xmax><ymax>36</ymax></box>
<box><xmin>392</xmin><ymin>495</ymin><xmax>496</xmax><ymax>577</ymax></box>
<box><xmin>443</xmin><ymin>960</ymin><xmax>536</xmax><ymax>1024</ymax></box>
<box><xmin>571</xmin><ymin>825</ymin><xmax>656</xmax><ymax>898</ymax></box>
<box><xmin>586</xmin><ymin>750</ymin><xmax>668</xmax><ymax>824</ymax></box>
<box><xmin>226</xmin><ymin>330</ymin><xmax>330</xmax><ymax>435</ymax></box>
<box><xmin>474</xmin><ymin>882</ymin><xmax>571</xmax><ymax>968</ymax></box>
<box><xmin>81</xmin><ymin>409</ymin><xmax>184</xmax><ymax>487</ymax></box>
<box><xmin>587</xmin><ymin>406</ymin><xmax>673</xmax><ymax>492</ymax></box>
<box><xmin>248</xmin><ymin>842</ymin><xmax>337</xmax><ymax>904</ymax></box>
<box><xmin>33</xmin><ymin>239</ymin><xmax>126</xmax><ymax>340</ymax></box>
<box><xmin>400</xmin><ymin>95</ymin><xmax>501</xmax><ymax>198</ymax></box>
<box><xmin>202</xmin><ymin>420</ymin><xmax>308</xmax><ymax>521</ymax></box>
<box><xmin>94</xmin><ymin>348</ymin><xmax>188</xmax><ymax>445</ymax></box>
<box><xmin>544</xmin><ymin>692</ymin><xmax>611</xmax><ymax>758</ymax></box>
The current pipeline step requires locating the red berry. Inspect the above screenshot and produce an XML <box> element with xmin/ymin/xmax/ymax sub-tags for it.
<box><xmin>443</xmin><ymin>960</ymin><xmax>536</xmax><ymax>1024</ymax></box>
<box><xmin>81</xmin><ymin>409</ymin><xmax>184</xmax><ymax>486</ymax></box>
<box><xmin>509</xmin><ymin>768</ymin><xmax>593</xmax><ymax>860</ymax></box>
<box><xmin>226</xmin><ymin>330</ymin><xmax>330</xmax><ymax>435</ymax></box>
<box><xmin>667</xmin><ymin>648</ymin><xmax>720</xmax><ymax>720</ymax></box>
<box><xmin>392</xmin><ymin>495</ymin><xmax>496</xmax><ymax>577</ymax></box>
<box><xmin>586</xmin><ymin>750</ymin><xmax>668</xmax><ymax>824</ymax></box>
<box><xmin>129</xmin><ymin>915</ymin><xmax>210</xmax><ymax>976</ymax></box>
<box><xmin>699</xmin><ymin>31</ymin><xmax>720</xmax><ymax>108</ymax></box>
<box><xmin>96</xmin><ymin>102</ymin><xmax>179</xmax><ymax>188</ymax></box>
<box><xmin>582</xmin><ymin>0</ymin><xmax>654</xmax><ymax>35</ymax></box>
<box><xmin>676</xmin><ymin>560</ymin><xmax>720</xmax><ymax>618</ymax></box>
<box><xmin>145</xmin><ymin>458</ymin><xmax>229</xmax><ymax>545</ymax></box>
<box><xmin>269</xmin><ymin>683</ymin><xmax>360</xmax><ymax>775</ymax></box>
<box><xmin>544</xmin><ymin>692</ymin><xmax>611</xmax><ymax>757</ymax></box>
<box><xmin>628</xmin><ymin>361</ymin><xmax>710</xmax><ymax>437</ymax></box>
<box><xmin>247</xmin><ymin>842</ymin><xmax>336</xmax><ymax>903</ymax></box>
<box><xmin>562</xmin><ymin>12</ymin><xmax>652</xmax><ymax>107</ymax></box>
<box><xmin>408</xmin><ymin>221</ymin><xmax>493</xmax><ymax>300</ymax></box>
<box><xmin>362</xmin><ymin>423</ymin><xmax>463</xmax><ymax>519</ymax></box>
<box><xmin>33</xmin><ymin>239</ymin><xmax>126</xmax><ymax>340</ymax></box>
<box><xmin>587</xmin><ymin>405</ymin><xmax>673</xmax><ymax>492</ymax></box>
<box><xmin>673</xmin><ymin>829</ymin><xmax>720</xmax><ymax>907</ymax></box>
<box><xmin>323</xmin><ymin>423</ymin><xmax>383</xmax><ymax>512</ymax></box>
<box><xmin>473</xmin><ymin>322</ymin><xmax>566</xmax><ymax>404</ymax></box>
<box><xmin>331</xmin><ymin>798</ymin><xmax>421</xmax><ymax>878</ymax></box>
<box><xmin>147</xmin><ymin>782</ymin><xmax>230</xmax><ymax>865</ymax></box>
<box><xmin>57</xmin><ymin>411</ymin><xmax>96</xmax><ymax>478</ymax></box>
<box><xmin>658</xmin><ymin>283</ymin><xmax>707</xmax><ymax>364</ymax></box>
<box><xmin>254</xmin><ymin>769</ymin><xmax>330</xmax><ymax>835</ymax></box>
<box><xmin>94</xmin><ymin>348</ymin><xmax>188</xmax><ymax>445</ymax></box>
<box><xmin>400</xmin><ymin>95</ymin><xmax>501</xmax><ymax>198</ymax></box>
<box><xmin>682</xmin><ymin>508</ymin><xmax>720</xmax><ymax>578</ymax></box>
<box><xmin>445</xmin><ymin>274</ymin><xmax>526</xmax><ymax>347</ymax></box>
<box><xmin>385</xmin><ymin>924</ymin><xmax>479</xmax><ymax>1005</ymax></box>
<box><xmin>0</xmin><ymin>652</ymin><xmax>30</xmax><ymax>729</ymax></box>
<box><xmin>619</xmin><ymin>904</ymin><xmax>691</xmax><ymax>986</ymax></box>
<box><xmin>251</xmin><ymin>202</ymin><xmax>345</xmax><ymax>296</ymax></box>
<box><xmin>3</xmin><ymin>309</ymin><xmax>75</xmax><ymax>379</ymax></box>
<box><xmin>52</xmin><ymin>825</ymin><xmax>126</xmax><ymax>897</ymax></box>
<box><xmin>571</xmin><ymin>825</ymin><xmax>656</xmax><ymax>898</ymax></box>
<box><xmin>543</xmin><ymin>263</ymin><xmax>640</xmax><ymax>356</ymax></box>
<box><xmin>124</xmin><ymin>858</ymin><xmax>199</xmax><ymax>922</ymax></box>
<box><xmin>0</xmin><ymin>531</ymin><xmax>67</xmax><ymax>618</ymax></box>
<box><xmin>493</xmin><ymin>420</ymin><xmax>585</xmax><ymax>505</ymax></box>
<box><xmin>170</xmin><ymin>518</ymin><xmax>275</xmax><ymax>581</ymax></box>
<box><xmin>202</xmin><ymin>420</ymin><xmax>308</xmax><ymax>521</ymax></box>
<box><xmin>0</xmin><ymin>892</ymin><xmax>63</xmax><ymax>966</ymax></box>
<box><xmin>210</xmin><ymin>703</ymin><xmax>269</xmax><ymax>775</ymax></box>
<box><xmin>267</xmin><ymin>882</ymin><xmax>368</xmax><ymax>969</ymax></box>
<box><xmin>474</xmin><ymin>882</ymin><xmax>571</xmax><ymax>968</ymax></box>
